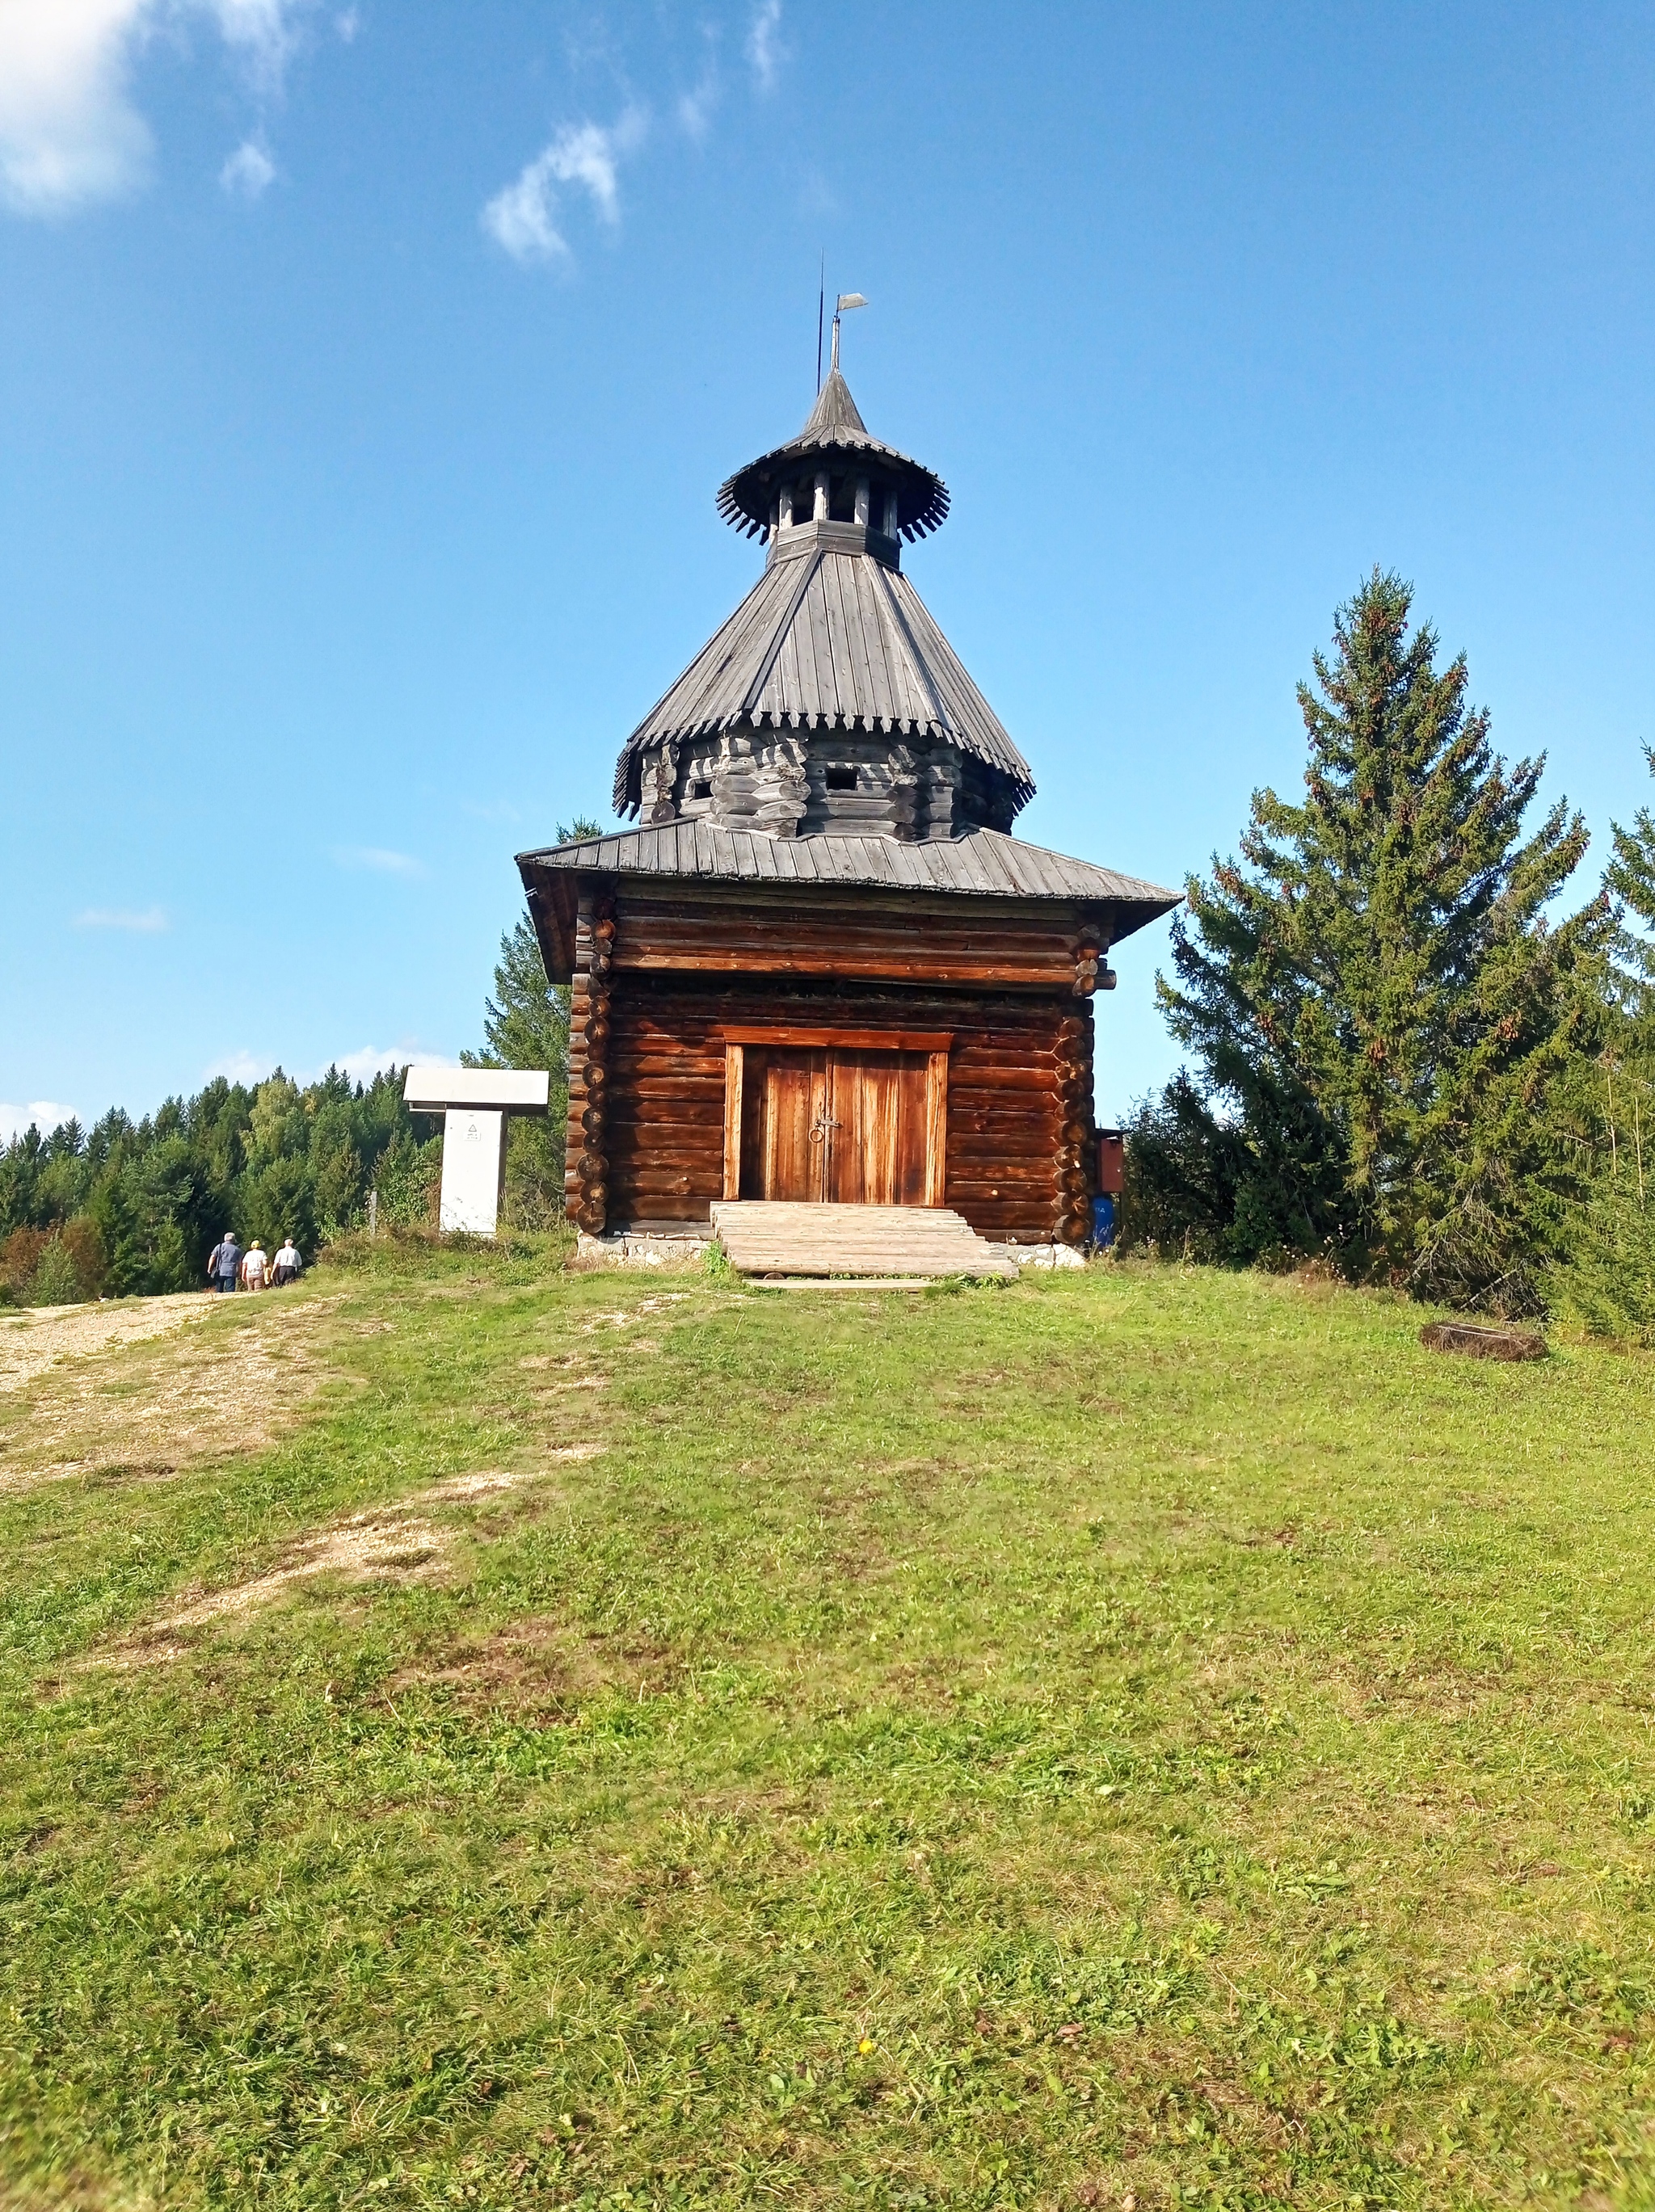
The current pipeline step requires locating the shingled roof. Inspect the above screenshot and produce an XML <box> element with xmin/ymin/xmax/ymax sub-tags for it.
<box><xmin>717</xmin><ymin>368</ymin><xmax>950</xmax><ymax>540</ymax></box>
<box><xmin>522</xmin><ymin>819</ymin><xmax>1177</xmax><ymax>933</ymax></box>
<box><xmin>612</xmin><ymin>539</ymin><xmax>1034</xmax><ymax>815</ymax></box>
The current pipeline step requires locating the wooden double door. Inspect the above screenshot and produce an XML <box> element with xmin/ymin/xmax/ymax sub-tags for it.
<box><xmin>723</xmin><ymin>1030</ymin><xmax>950</xmax><ymax>1206</ymax></box>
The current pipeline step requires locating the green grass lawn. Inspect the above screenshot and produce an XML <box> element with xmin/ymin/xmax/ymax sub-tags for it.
<box><xmin>3</xmin><ymin>1249</ymin><xmax>1655</xmax><ymax>2210</ymax></box>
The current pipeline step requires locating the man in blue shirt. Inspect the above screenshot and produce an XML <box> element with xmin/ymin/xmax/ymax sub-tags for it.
<box><xmin>206</xmin><ymin>1232</ymin><xmax>241</xmax><ymax>1293</ymax></box>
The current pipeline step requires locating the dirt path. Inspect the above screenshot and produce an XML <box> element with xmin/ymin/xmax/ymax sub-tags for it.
<box><xmin>0</xmin><ymin>1292</ymin><xmax>344</xmax><ymax>1499</ymax></box>
<box><xmin>0</xmin><ymin>1292</ymin><xmax>216</xmax><ymax>1394</ymax></box>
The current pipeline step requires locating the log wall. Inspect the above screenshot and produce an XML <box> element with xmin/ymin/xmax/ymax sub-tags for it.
<box><xmin>565</xmin><ymin>883</ymin><xmax>1099</xmax><ymax>1245</ymax></box>
<box><xmin>609</xmin><ymin>884</ymin><xmax>1093</xmax><ymax>989</ymax></box>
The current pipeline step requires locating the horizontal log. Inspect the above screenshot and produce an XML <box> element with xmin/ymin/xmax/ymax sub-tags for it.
<box><xmin>619</xmin><ymin>998</ymin><xmax>1069</xmax><ymax>1036</ymax></box>
<box><xmin>608</xmin><ymin>1129</ymin><xmax>723</xmax><ymax>1152</ymax></box>
<box><xmin>946</xmin><ymin>1141</ymin><xmax>1063</xmax><ymax>1169</ymax></box>
<box><xmin>608</xmin><ymin>1108</ymin><xmax>727</xmax><ymax>1133</ymax></box>
<box><xmin>947</xmin><ymin>1175</ymin><xmax>1060</xmax><ymax>1196</ymax></box>
<box><xmin>610</xmin><ymin>1049</ymin><xmax>723</xmax><ymax>1070</ymax></box>
<box><xmin>609</xmin><ymin>1151</ymin><xmax>723</xmax><ymax>1175</ymax></box>
<box><xmin>614</xmin><ymin>948</ymin><xmax>1076</xmax><ymax>983</ymax></box>
<box><xmin>616</xmin><ymin>902</ymin><xmax>1077</xmax><ymax>942</ymax></box>
<box><xmin>605</xmin><ymin>1074</ymin><xmax>727</xmax><ymax>1100</ymax></box>
<box><xmin>609</xmin><ymin>914</ymin><xmax>1071</xmax><ymax>946</ymax></box>
<box><xmin>607</xmin><ymin>1057</ymin><xmax>726</xmax><ymax>1079</ymax></box>
<box><xmin>722</xmin><ymin>1025</ymin><xmax>954</xmax><ymax>1051</ymax></box>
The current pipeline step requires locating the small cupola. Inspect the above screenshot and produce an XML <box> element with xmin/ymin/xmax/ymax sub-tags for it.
<box><xmin>717</xmin><ymin>313</ymin><xmax>949</xmax><ymax>570</ymax></box>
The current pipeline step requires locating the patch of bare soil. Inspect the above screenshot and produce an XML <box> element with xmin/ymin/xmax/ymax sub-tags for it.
<box><xmin>419</xmin><ymin>1447</ymin><xmax>604</xmax><ymax>1502</ymax></box>
<box><xmin>0</xmin><ymin>1293</ymin><xmax>213</xmax><ymax>1394</ymax></box>
<box><xmin>580</xmin><ymin>1294</ymin><xmax>693</xmax><ymax>1332</ymax></box>
<box><xmin>158</xmin><ymin>1512</ymin><xmax>450</xmax><ymax>1628</ymax></box>
<box><xmin>103</xmin><ymin>1446</ymin><xmax>607</xmax><ymax>1663</ymax></box>
<box><xmin>0</xmin><ymin>1293</ymin><xmax>346</xmax><ymax>1499</ymax></box>
<box><xmin>0</xmin><ymin>2175</ymin><xmax>153</xmax><ymax>2212</ymax></box>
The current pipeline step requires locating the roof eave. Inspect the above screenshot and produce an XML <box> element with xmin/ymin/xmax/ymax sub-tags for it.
<box><xmin>516</xmin><ymin>832</ymin><xmax>1180</xmax><ymax>947</ymax></box>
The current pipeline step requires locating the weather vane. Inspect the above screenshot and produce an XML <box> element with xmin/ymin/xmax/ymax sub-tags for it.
<box><xmin>816</xmin><ymin>267</ymin><xmax>869</xmax><ymax>389</ymax></box>
<box><xmin>831</xmin><ymin>292</ymin><xmax>867</xmax><ymax>376</ymax></box>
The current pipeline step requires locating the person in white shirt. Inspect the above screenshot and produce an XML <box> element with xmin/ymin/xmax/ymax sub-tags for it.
<box><xmin>272</xmin><ymin>1238</ymin><xmax>301</xmax><ymax>1286</ymax></box>
<box><xmin>241</xmin><ymin>1240</ymin><xmax>269</xmax><ymax>1290</ymax></box>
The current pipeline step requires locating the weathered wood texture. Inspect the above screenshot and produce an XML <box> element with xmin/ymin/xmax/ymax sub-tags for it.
<box><xmin>570</xmin><ymin>979</ymin><xmax>1093</xmax><ymax>1243</ymax></box>
<box><xmin>711</xmin><ymin>1202</ymin><xmax>1017</xmax><ymax>1281</ymax></box>
<box><xmin>735</xmin><ymin>1046</ymin><xmax>933</xmax><ymax>1206</ymax></box>
<box><xmin>607</xmin><ymin>885</ymin><xmax>1101</xmax><ymax>990</ymax></box>
<box><xmin>1419</xmin><ymin>1322</ymin><xmax>1548</xmax><ymax>1361</ymax></box>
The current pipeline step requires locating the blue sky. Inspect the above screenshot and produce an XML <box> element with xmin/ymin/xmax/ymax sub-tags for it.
<box><xmin>3</xmin><ymin>1</ymin><xmax>1653</xmax><ymax>1136</ymax></box>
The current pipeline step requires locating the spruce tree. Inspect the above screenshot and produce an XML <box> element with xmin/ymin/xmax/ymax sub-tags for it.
<box><xmin>1552</xmin><ymin>746</ymin><xmax>1655</xmax><ymax>1339</ymax></box>
<box><xmin>1606</xmin><ymin>744</ymin><xmax>1655</xmax><ymax>1013</ymax></box>
<box><xmin>1152</xmin><ymin>570</ymin><xmax>1607</xmax><ymax>1308</ymax></box>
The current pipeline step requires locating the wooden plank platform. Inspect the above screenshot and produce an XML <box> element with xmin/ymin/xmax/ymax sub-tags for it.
<box><xmin>751</xmin><ymin>1277</ymin><xmax>933</xmax><ymax>1292</ymax></box>
<box><xmin>711</xmin><ymin>1201</ymin><xmax>1017</xmax><ymax>1281</ymax></box>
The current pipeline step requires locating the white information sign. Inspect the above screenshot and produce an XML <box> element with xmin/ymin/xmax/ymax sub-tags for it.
<box><xmin>402</xmin><ymin>1066</ymin><xmax>551</xmax><ymax>1239</ymax></box>
<box><xmin>439</xmin><ymin>1108</ymin><xmax>506</xmax><ymax>1234</ymax></box>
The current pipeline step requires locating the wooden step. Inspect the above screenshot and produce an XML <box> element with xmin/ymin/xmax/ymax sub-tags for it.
<box><xmin>711</xmin><ymin>1201</ymin><xmax>1017</xmax><ymax>1281</ymax></box>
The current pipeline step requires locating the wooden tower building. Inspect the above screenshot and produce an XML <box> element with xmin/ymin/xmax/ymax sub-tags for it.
<box><xmin>518</xmin><ymin>351</ymin><xmax>1177</xmax><ymax>1255</ymax></box>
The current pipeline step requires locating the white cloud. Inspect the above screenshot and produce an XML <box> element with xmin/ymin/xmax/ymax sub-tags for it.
<box><xmin>200</xmin><ymin>0</ymin><xmax>313</xmax><ymax>97</ymax></box>
<box><xmin>0</xmin><ymin>0</ymin><xmax>154</xmax><ymax>213</ymax></box>
<box><xmin>334</xmin><ymin>5</ymin><xmax>356</xmax><ymax>40</ymax></box>
<box><xmin>0</xmin><ymin>1100</ymin><xmax>80</xmax><ymax>1143</ymax></box>
<box><xmin>482</xmin><ymin>108</ymin><xmax>646</xmax><ymax>267</ymax></box>
<box><xmin>482</xmin><ymin>155</ymin><xmax>566</xmax><ymax>264</ymax></box>
<box><xmin>746</xmin><ymin>0</ymin><xmax>783</xmax><ymax>91</ymax></box>
<box><xmin>332</xmin><ymin>844</ymin><xmax>422</xmax><ymax>877</ymax></box>
<box><xmin>220</xmin><ymin>134</ymin><xmax>273</xmax><ymax>194</ymax></box>
<box><xmin>205</xmin><ymin>1048</ymin><xmax>267</xmax><ymax>1084</ymax></box>
<box><xmin>0</xmin><ymin>0</ymin><xmax>318</xmax><ymax>219</ymax></box>
<box><xmin>677</xmin><ymin>68</ymin><xmax>718</xmax><ymax>143</ymax></box>
<box><xmin>206</xmin><ymin>1043</ymin><xmax>447</xmax><ymax>1089</ymax></box>
<box><xmin>74</xmin><ymin>903</ymin><xmax>168</xmax><ymax>931</ymax></box>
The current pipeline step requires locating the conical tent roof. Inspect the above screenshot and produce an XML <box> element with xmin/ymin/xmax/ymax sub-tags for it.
<box><xmin>717</xmin><ymin>368</ymin><xmax>950</xmax><ymax>540</ymax></box>
<box><xmin>612</xmin><ymin>539</ymin><xmax>1034</xmax><ymax>815</ymax></box>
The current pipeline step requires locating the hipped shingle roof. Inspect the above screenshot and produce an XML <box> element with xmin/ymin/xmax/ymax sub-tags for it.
<box><xmin>613</xmin><ymin>546</ymin><xmax>1034</xmax><ymax>814</ymax></box>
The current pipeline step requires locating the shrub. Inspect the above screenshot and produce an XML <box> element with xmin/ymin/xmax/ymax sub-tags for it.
<box><xmin>27</xmin><ymin>1237</ymin><xmax>84</xmax><ymax>1308</ymax></box>
<box><xmin>0</xmin><ymin>1226</ymin><xmax>50</xmax><ymax>1298</ymax></box>
<box><xmin>1552</xmin><ymin>1175</ymin><xmax>1655</xmax><ymax>1345</ymax></box>
<box><xmin>60</xmin><ymin>1216</ymin><xmax>107</xmax><ymax>1298</ymax></box>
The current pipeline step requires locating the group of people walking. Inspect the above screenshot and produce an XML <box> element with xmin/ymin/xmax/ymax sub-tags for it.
<box><xmin>204</xmin><ymin>1233</ymin><xmax>302</xmax><ymax>1293</ymax></box>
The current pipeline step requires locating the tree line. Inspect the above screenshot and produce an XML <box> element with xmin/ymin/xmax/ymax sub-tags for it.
<box><xmin>0</xmin><ymin>1069</ymin><xmax>444</xmax><ymax>1305</ymax></box>
<box><xmin>0</xmin><ymin>820</ymin><xmax>601</xmax><ymax>1306</ymax></box>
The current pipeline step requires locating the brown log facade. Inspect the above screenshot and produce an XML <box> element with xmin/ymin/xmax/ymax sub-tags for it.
<box><xmin>545</xmin><ymin>875</ymin><xmax>1106</xmax><ymax>1245</ymax></box>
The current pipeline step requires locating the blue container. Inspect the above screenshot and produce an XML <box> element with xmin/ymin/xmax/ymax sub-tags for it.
<box><xmin>1092</xmin><ymin>1193</ymin><xmax>1117</xmax><ymax>1249</ymax></box>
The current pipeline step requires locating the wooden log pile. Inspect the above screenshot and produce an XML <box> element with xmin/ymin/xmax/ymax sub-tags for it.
<box><xmin>1419</xmin><ymin>1321</ymin><xmax>1547</xmax><ymax>1361</ymax></box>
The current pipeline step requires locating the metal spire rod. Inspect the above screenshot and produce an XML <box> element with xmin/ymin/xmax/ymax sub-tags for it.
<box><xmin>832</xmin><ymin>292</ymin><xmax>868</xmax><ymax>376</ymax></box>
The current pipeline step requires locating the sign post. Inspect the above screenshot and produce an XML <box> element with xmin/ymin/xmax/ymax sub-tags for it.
<box><xmin>402</xmin><ymin>1067</ymin><xmax>552</xmax><ymax>1236</ymax></box>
